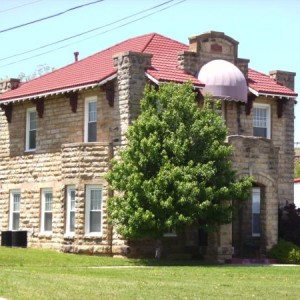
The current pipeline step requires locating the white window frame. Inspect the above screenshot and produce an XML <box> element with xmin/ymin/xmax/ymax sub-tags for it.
<box><xmin>85</xmin><ymin>185</ymin><xmax>102</xmax><ymax>236</ymax></box>
<box><xmin>84</xmin><ymin>97</ymin><xmax>97</xmax><ymax>143</ymax></box>
<box><xmin>66</xmin><ymin>185</ymin><xmax>76</xmax><ymax>236</ymax></box>
<box><xmin>252</xmin><ymin>187</ymin><xmax>261</xmax><ymax>237</ymax></box>
<box><xmin>9</xmin><ymin>190</ymin><xmax>21</xmax><ymax>231</ymax></box>
<box><xmin>41</xmin><ymin>188</ymin><xmax>53</xmax><ymax>234</ymax></box>
<box><xmin>253</xmin><ymin>103</ymin><xmax>271</xmax><ymax>139</ymax></box>
<box><xmin>26</xmin><ymin>107</ymin><xmax>37</xmax><ymax>151</ymax></box>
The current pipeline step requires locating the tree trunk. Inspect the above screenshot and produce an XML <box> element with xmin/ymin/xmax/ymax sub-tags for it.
<box><xmin>155</xmin><ymin>239</ymin><xmax>162</xmax><ymax>259</ymax></box>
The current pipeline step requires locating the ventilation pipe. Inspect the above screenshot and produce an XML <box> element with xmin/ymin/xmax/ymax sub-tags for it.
<box><xmin>74</xmin><ymin>51</ymin><xmax>79</xmax><ymax>62</ymax></box>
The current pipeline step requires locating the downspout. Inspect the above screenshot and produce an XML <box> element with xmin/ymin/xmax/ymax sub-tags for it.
<box><xmin>107</xmin><ymin>141</ymin><xmax>114</xmax><ymax>256</ymax></box>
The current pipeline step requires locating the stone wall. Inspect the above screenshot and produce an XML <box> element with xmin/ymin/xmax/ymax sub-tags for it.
<box><xmin>0</xmin><ymin>86</ymin><xmax>127</xmax><ymax>254</ymax></box>
<box><xmin>229</xmin><ymin>136</ymin><xmax>279</xmax><ymax>254</ymax></box>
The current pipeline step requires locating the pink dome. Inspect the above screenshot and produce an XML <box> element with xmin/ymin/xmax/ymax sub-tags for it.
<box><xmin>198</xmin><ymin>59</ymin><xmax>248</xmax><ymax>102</ymax></box>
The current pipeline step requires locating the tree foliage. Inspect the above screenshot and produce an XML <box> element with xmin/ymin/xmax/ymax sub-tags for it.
<box><xmin>295</xmin><ymin>160</ymin><xmax>300</xmax><ymax>178</ymax></box>
<box><xmin>18</xmin><ymin>64</ymin><xmax>54</xmax><ymax>82</ymax></box>
<box><xmin>106</xmin><ymin>82</ymin><xmax>252</xmax><ymax>239</ymax></box>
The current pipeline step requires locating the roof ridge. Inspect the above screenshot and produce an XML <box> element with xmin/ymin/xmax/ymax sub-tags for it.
<box><xmin>0</xmin><ymin>33</ymin><xmax>157</xmax><ymax>98</ymax></box>
<box><xmin>141</xmin><ymin>32</ymin><xmax>189</xmax><ymax>53</ymax></box>
<box><xmin>249</xmin><ymin>68</ymin><xmax>273</xmax><ymax>80</ymax></box>
<box><xmin>141</xmin><ymin>33</ymin><xmax>156</xmax><ymax>53</ymax></box>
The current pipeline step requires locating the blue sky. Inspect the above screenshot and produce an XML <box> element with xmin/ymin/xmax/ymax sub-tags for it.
<box><xmin>1</xmin><ymin>0</ymin><xmax>299</xmax><ymax>142</ymax></box>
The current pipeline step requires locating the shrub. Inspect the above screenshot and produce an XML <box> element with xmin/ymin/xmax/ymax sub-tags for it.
<box><xmin>278</xmin><ymin>204</ymin><xmax>300</xmax><ymax>246</ymax></box>
<box><xmin>268</xmin><ymin>239</ymin><xmax>300</xmax><ymax>264</ymax></box>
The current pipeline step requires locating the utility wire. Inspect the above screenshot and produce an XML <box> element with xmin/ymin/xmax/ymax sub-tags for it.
<box><xmin>0</xmin><ymin>0</ymin><xmax>104</xmax><ymax>33</ymax></box>
<box><xmin>0</xmin><ymin>0</ymin><xmax>176</xmax><ymax>62</ymax></box>
<box><xmin>0</xmin><ymin>0</ymin><xmax>43</xmax><ymax>14</ymax></box>
<box><xmin>0</xmin><ymin>0</ymin><xmax>186</xmax><ymax>68</ymax></box>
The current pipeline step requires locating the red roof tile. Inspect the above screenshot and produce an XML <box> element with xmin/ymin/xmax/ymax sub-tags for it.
<box><xmin>0</xmin><ymin>33</ymin><xmax>201</xmax><ymax>101</ymax></box>
<box><xmin>0</xmin><ymin>33</ymin><xmax>297</xmax><ymax>101</ymax></box>
<box><xmin>248</xmin><ymin>68</ymin><xmax>297</xmax><ymax>97</ymax></box>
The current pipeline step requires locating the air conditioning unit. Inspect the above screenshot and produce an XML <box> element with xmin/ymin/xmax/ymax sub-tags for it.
<box><xmin>1</xmin><ymin>231</ymin><xmax>27</xmax><ymax>247</ymax></box>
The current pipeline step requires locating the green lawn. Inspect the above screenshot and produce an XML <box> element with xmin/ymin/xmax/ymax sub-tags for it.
<box><xmin>0</xmin><ymin>247</ymin><xmax>299</xmax><ymax>300</ymax></box>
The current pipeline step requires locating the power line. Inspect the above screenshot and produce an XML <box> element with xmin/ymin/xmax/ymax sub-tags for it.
<box><xmin>0</xmin><ymin>0</ymin><xmax>187</xmax><ymax>67</ymax></box>
<box><xmin>0</xmin><ymin>0</ymin><xmax>177</xmax><ymax>62</ymax></box>
<box><xmin>0</xmin><ymin>0</ymin><xmax>43</xmax><ymax>14</ymax></box>
<box><xmin>0</xmin><ymin>0</ymin><xmax>186</xmax><ymax>68</ymax></box>
<box><xmin>0</xmin><ymin>0</ymin><xmax>104</xmax><ymax>34</ymax></box>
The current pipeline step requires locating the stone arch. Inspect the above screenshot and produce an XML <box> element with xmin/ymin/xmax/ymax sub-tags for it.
<box><xmin>234</xmin><ymin>171</ymin><xmax>278</xmax><ymax>255</ymax></box>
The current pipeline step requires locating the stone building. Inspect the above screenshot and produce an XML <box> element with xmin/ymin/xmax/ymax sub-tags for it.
<box><xmin>0</xmin><ymin>31</ymin><xmax>297</xmax><ymax>261</ymax></box>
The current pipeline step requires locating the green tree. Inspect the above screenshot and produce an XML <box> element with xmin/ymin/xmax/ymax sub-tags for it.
<box><xmin>18</xmin><ymin>64</ymin><xmax>54</xmax><ymax>82</ymax></box>
<box><xmin>295</xmin><ymin>160</ymin><xmax>300</xmax><ymax>178</ymax></box>
<box><xmin>106</xmin><ymin>82</ymin><xmax>252</xmax><ymax>254</ymax></box>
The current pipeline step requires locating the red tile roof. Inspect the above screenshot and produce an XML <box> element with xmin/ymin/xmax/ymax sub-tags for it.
<box><xmin>248</xmin><ymin>68</ymin><xmax>297</xmax><ymax>97</ymax></box>
<box><xmin>0</xmin><ymin>33</ymin><xmax>297</xmax><ymax>102</ymax></box>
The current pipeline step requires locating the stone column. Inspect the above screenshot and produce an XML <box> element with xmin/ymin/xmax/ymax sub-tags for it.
<box><xmin>0</xmin><ymin>78</ymin><xmax>20</xmax><ymax>94</ymax></box>
<box><xmin>113</xmin><ymin>51</ymin><xmax>152</xmax><ymax>145</ymax></box>
<box><xmin>269</xmin><ymin>70</ymin><xmax>296</xmax><ymax>91</ymax></box>
<box><xmin>177</xmin><ymin>51</ymin><xmax>201</xmax><ymax>76</ymax></box>
<box><xmin>206</xmin><ymin>222</ymin><xmax>234</xmax><ymax>263</ymax></box>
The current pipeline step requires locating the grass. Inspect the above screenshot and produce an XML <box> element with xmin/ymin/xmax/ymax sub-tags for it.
<box><xmin>0</xmin><ymin>247</ymin><xmax>300</xmax><ymax>299</ymax></box>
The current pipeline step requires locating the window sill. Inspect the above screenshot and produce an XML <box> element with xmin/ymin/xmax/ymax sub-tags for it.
<box><xmin>24</xmin><ymin>149</ymin><xmax>36</xmax><ymax>154</ymax></box>
<box><xmin>39</xmin><ymin>232</ymin><xmax>52</xmax><ymax>238</ymax></box>
<box><xmin>163</xmin><ymin>233</ymin><xmax>177</xmax><ymax>238</ymax></box>
<box><xmin>84</xmin><ymin>233</ymin><xmax>102</xmax><ymax>239</ymax></box>
<box><xmin>252</xmin><ymin>234</ymin><xmax>261</xmax><ymax>238</ymax></box>
<box><xmin>64</xmin><ymin>234</ymin><xmax>75</xmax><ymax>239</ymax></box>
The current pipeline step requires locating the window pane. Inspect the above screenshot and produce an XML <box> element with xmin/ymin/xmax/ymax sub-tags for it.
<box><xmin>88</xmin><ymin>102</ymin><xmax>97</xmax><ymax>122</ymax></box>
<box><xmin>29</xmin><ymin>111</ymin><xmax>36</xmax><ymax>130</ymax></box>
<box><xmin>13</xmin><ymin>194</ymin><xmax>20</xmax><ymax>211</ymax></box>
<box><xmin>253</xmin><ymin>127</ymin><xmax>267</xmax><ymax>138</ymax></box>
<box><xmin>90</xmin><ymin>190</ymin><xmax>101</xmax><ymax>210</ymax></box>
<box><xmin>88</xmin><ymin>122</ymin><xmax>97</xmax><ymax>142</ymax></box>
<box><xmin>70</xmin><ymin>190</ymin><xmax>76</xmax><ymax>211</ymax></box>
<box><xmin>86</xmin><ymin>186</ymin><xmax>102</xmax><ymax>234</ymax></box>
<box><xmin>252</xmin><ymin>188</ymin><xmax>261</xmax><ymax>236</ymax></box>
<box><xmin>70</xmin><ymin>211</ymin><xmax>75</xmax><ymax>232</ymax></box>
<box><xmin>29</xmin><ymin>130</ymin><xmax>36</xmax><ymax>149</ymax></box>
<box><xmin>13</xmin><ymin>213</ymin><xmax>20</xmax><ymax>230</ymax></box>
<box><xmin>44</xmin><ymin>212</ymin><xmax>52</xmax><ymax>231</ymax></box>
<box><xmin>254</xmin><ymin>108</ymin><xmax>267</xmax><ymax>127</ymax></box>
<box><xmin>252</xmin><ymin>213</ymin><xmax>260</xmax><ymax>235</ymax></box>
<box><xmin>45</xmin><ymin>193</ymin><xmax>52</xmax><ymax>211</ymax></box>
<box><xmin>90</xmin><ymin>211</ymin><xmax>101</xmax><ymax>232</ymax></box>
<box><xmin>253</xmin><ymin>107</ymin><xmax>268</xmax><ymax>138</ymax></box>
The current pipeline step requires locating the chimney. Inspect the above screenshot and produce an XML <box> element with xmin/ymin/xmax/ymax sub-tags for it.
<box><xmin>74</xmin><ymin>51</ymin><xmax>79</xmax><ymax>62</ymax></box>
<box><xmin>269</xmin><ymin>70</ymin><xmax>296</xmax><ymax>91</ymax></box>
<box><xmin>0</xmin><ymin>78</ymin><xmax>20</xmax><ymax>94</ymax></box>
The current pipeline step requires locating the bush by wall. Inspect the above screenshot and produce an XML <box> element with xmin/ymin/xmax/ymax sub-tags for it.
<box><xmin>268</xmin><ymin>239</ymin><xmax>300</xmax><ymax>264</ymax></box>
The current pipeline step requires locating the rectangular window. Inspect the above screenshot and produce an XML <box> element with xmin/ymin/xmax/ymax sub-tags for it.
<box><xmin>252</xmin><ymin>187</ymin><xmax>261</xmax><ymax>237</ymax></box>
<box><xmin>41</xmin><ymin>189</ymin><xmax>53</xmax><ymax>233</ymax></box>
<box><xmin>253</xmin><ymin>104</ymin><xmax>270</xmax><ymax>138</ymax></box>
<box><xmin>84</xmin><ymin>98</ymin><xmax>97</xmax><ymax>142</ymax></box>
<box><xmin>9</xmin><ymin>190</ymin><xmax>21</xmax><ymax>230</ymax></box>
<box><xmin>66</xmin><ymin>186</ymin><xmax>76</xmax><ymax>235</ymax></box>
<box><xmin>26</xmin><ymin>108</ymin><xmax>37</xmax><ymax>151</ymax></box>
<box><xmin>85</xmin><ymin>185</ymin><xmax>102</xmax><ymax>235</ymax></box>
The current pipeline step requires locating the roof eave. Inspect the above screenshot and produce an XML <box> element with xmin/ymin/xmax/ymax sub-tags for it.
<box><xmin>0</xmin><ymin>73</ymin><xmax>118</xmax><ymax>105</ymax></box>
<box><xmin>0</xmin><ymin>82</ymin><xmax>99</xmax><ymax>104</ymax></box>
<box><xmin>249</xmin><ymin>87</ymin><xmax>297</xmax><ymax>100</ymax></box>
<box><xmin>145</xmin><ymin>72</ymin><xmax>204</xmax><ymax>89</ymax></box>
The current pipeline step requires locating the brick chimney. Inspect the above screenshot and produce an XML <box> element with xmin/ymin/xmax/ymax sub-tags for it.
<box><xmin>0</xmin><ymin>78</ymin><xmax>20</xmax><ymax>94</ymax></box>
<box><xmin>269</xmin><ymin>70</ymin><xmax>296</xmax><ymax>91</ymax></box>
